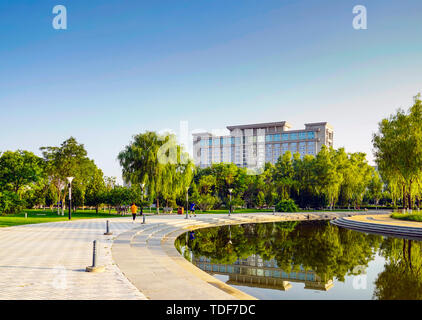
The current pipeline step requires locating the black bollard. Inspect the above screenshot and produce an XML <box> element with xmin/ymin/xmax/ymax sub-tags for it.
<box><xmin>86</xmin><ymin>240</ymin><xmax>105</xmax><ymax>273</ymax></box>
<box><xmin>92</xmin><ymin>240</ymin><xmax>97</xmax><ymax>267</ymax></box>
<box><xmin>104</xmin><ymin>220</ymin><xmax>113</xmax><ymax>235</ymax></box>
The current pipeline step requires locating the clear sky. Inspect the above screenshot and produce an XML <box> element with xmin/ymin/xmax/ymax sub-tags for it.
<box><xmin>1</xmin><ymin>0</ymin><xmax>421</xmax><ymax>182</ymax></box>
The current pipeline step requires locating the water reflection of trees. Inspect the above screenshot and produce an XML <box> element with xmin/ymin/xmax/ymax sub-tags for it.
<box><xmin>373</xmin><ymin>238</ymin><xmax>422</xmax><ymax>300</ymax></box>
<box><xmin>175</xmin><ymin>221</ymin><xmax>382</xmax><ymax>282</ymax></box>
<box><xmin>175</xmin><ymin>222</ymin><xmax>422</xmax><ymax>299</ymax></box>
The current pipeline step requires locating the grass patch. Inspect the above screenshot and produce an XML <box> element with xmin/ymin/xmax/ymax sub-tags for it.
<box><xmin>196</xmin><ymin>208</ymin><xmax>274</xmax><ymax>214</ymax></box>
<box><xmin>391</xmin><ymin>212</ymin><xmax>422</xmax><ymax>222</ymax></box>
<box><xmin>0</xmin><ymin>209</ymin><xmax>126</xmax><ymax>228</ymax></box>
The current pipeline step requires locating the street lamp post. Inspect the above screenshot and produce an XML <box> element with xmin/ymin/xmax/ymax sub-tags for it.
<box><xmin>67</xmin><ymin>177</ymin><xmax>74</xmax><ymax>220</ymax></box>
<box><xmin>185</xmin><ymin>187</ymin><xmax>189</xmax><ymax>219</ymax></box>
<box><xmin>140</xmin><ymin>183</ymin><xmax>145</xmax><ymax>224</ymax></box>
<box><xmin>228</xmin><ymin>188</ymin><xmax>233</xmax><ymax>216</ymax></box>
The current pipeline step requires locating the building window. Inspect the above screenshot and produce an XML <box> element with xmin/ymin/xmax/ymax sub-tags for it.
<box><xmin>307</xmin><ymin>131</ymin><xmax>315</xmax><ymax>139</ymax></box>
<box><xmin>299</xmin><ymin>132</ymin><xmax>306</xmax><ymax>140</ymax></box>
<box><xmin>290</xmin><ymin>133</ymin><xmax>298</xmax><ymax>140</ymax></box>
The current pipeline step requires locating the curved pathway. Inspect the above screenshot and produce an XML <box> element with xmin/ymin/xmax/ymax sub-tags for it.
<box><xmin>331</xmin><ymin>213</ymin><xmax>422</xmax><ymax>240</ymax></box>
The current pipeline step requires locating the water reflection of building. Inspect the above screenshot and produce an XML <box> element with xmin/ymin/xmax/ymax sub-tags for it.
<box><xmin>193</xmin><ymin>254</ymin><xmax>333</xmax><ymax>291</ymax></box>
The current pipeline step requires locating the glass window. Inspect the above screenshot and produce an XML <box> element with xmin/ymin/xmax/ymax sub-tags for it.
<box><xmin>213</xmin><ymin>139</ymin><xmax>220</xmax><ymax>146</ymax></box>
<box><xmin>307</xmin><ymin>131</ymin><xmax>315</xmax><ymax>139</ymax></box>
<box><xmin>290</xmin><ymin>133</ymin><xmax>298</xmax><ymax>140</ymax></box>
<box><xmin>299</xmin><ymin>132</ymin><xmax>307</xmax><ymax>139</ymax></box>
<box><xmin>273</xmin><ymin>134</ymin><xmax>281</xmax><ymax>141</ymax></box>
<box><xmin>282</xmin><ymin>133</ymin><xmax>289</xmax><ymax>141</ymax></box>
<box><xmin>266</xmin><ymin>135</ymin><xmax>272</xmax><ymax>142</ymax></box>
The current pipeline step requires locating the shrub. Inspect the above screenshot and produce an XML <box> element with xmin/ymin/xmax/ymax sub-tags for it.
<box><xmin>197</xmin><ymin>194</ymin><xmax>218</xmax><ymax>211</ymax></box>
<box><xmin>0</xmin><ymin>191</ymin><xmax>23</xmax><ymax>214</ymax></box>
<box><xmin>275</xmin><ymin>199</ymin><xmax>299</xmax><ymax>213</ymax></box>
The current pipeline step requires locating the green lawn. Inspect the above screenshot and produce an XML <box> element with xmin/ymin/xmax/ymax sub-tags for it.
<box><xmin>0</xmin><ymin>209</ymin><xmax>125</xmax><ymax>228</ymax></box>
<box><xmin>197</xmin><ymin>208</ymin><xmax>274</xmax><ymax>214</ymax></box>
<box><xmin>391</xmin><ymin>212</ymin><xmax>422</xmax><ymax>222</ymax></box>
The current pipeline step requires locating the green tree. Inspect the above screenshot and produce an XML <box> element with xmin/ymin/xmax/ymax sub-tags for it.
<box><xmin>0</xmin><ymin>150</ymin><xmax>44</xmax><ymax>194</ymax></box>
<box><xmin>118</xmin><ymin>132</ymin><xmax>195</xmax><ymax>213</ymax></box>
<box><xmin>40</xmin><ymin>137</ymin><xmax>92</xmax><ymax>212</ymax></box>
<box><xmin>373</xmin><ymin>94</ymin><xmax>422</xmax><ymax>210</ymax></box>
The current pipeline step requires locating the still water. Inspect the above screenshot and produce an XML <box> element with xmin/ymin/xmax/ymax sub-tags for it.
<box><xmin>175</xmin><ymin>221</ymin><xmax>422</xmax><ymax>300</ymax></box>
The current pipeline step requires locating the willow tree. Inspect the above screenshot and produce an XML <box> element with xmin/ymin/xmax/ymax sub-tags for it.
<box><xmin>118</xmin><ymin>131</ymin><xmax>195</xmax><ymax>213</ymax></box>
<box><xmin>313</xmin><ymin>146</ymin><xmax>342</xmax><ymax>210</ymax></box>
<box><xmin>373</xmin><ymin>94</ymin><xmax>422</xmax><ymax>210</ymax></box>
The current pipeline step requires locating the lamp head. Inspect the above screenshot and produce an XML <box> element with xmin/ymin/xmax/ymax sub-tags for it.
<box><xmin>228</xmin><ymin>188</ymin><xmax>233</xmax><ymax>193</ymax></box>
<box><xmin>141</xmin><ymin>183</ymin><xmax>145</xmax><ymax>189</ymax></box>
<box><xmin>67</xmin><ymin>177</ymin><xmax>74</xmax><ymax>184</ymax></box>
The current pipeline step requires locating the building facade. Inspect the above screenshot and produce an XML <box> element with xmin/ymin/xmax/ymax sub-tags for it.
<box><xmin>192</xmin><ymin>254</ymin><xmax>333</xmax><ymax>291</ymax></box>
<box><xmin>193</xmin><ymin>121</ymin><xmax>333</xmax><ymax>169</ymax></box>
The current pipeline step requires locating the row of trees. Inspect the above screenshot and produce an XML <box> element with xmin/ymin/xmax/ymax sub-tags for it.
<box><xmin>117</xmin><ymin>131</ymin><xmax>386</xmax><ymax>212</ymax></box>
<box><xmin>186</xmin><ymin>147</ymin><xmax>383</xmax><ymax>211</ymax></box>
<box><xmin>0</xmin><ymin>133</ymin><xmax>386</xmax><ymax>215</ymax></box>
<box><xmin>0</xmin><ymin>138</ymin><xmax>144</xmax><ymax>214</ymax></box>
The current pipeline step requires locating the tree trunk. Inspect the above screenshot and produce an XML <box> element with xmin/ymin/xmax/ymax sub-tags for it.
<box><xmin>95</xmin><ymin>205</ymin><xmax>99</xmax><ymax>214</ymax></box>
<box><xmin>403</xmin><ymin>184</ymin><xmax>406</xmax><ymax>210</ymax></box>
<box><xmin>156</xmin><ymin>198</ymin><xmax>160</xmax><ymax>214</ymax></box>
<box><xmin>408</xmin><ymin>240</ymin><xmax>412</xmax><ymax>269</ymax></box>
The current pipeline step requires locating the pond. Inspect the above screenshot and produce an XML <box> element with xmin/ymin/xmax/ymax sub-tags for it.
<box><xmin>175</xmin><ymin>221</ymin><xmax>422</xmax><ymax>300</ymax></box>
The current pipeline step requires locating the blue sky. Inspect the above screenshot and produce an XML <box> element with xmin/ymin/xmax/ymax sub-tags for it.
<box><xmin>1</xmin><ymin>0</ymin><xmax>421</xmax><ymax>182</ymax></box>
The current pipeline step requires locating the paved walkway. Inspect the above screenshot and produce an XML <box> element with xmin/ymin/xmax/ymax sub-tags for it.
<box><xmin>0</xmin><ymin>211</ymin><xmax>387</xmax><ymax>300</ymax></box>
<box><xmin>0</xmin><ymin>218</ymin><xmax>146</xmax><ymax>299</ymax></box>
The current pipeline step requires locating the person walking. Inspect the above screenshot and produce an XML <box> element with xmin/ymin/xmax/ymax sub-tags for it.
<box><xmin>190</xmin><ymin>202</ymin><xmax>196</xmax><ymax>217</ymax></box>
<box><xmin>130</xmin><ymin>202</ymin><xmax>138</xmax><ymax>223</ymax></box>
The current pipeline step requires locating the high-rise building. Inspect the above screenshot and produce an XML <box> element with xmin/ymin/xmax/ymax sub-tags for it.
<box><xmin>193</xmin><ymin>121</ymin><xmax>333</xmax><ymax>169</ymax></box>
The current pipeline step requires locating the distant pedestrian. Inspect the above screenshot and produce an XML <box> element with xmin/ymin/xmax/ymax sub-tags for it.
<box><xmin>190</xmin><ymin>202</ymin><xmax>196</xmax><ymax>217</ymax></box>
<box><xmin>130</xmin><ymin>202</ymin><xmax>138</xmax><ymax>223</ymax></box>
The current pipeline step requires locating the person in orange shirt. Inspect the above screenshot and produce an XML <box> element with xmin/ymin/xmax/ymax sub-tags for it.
<box><xmin>130</xmin><ymin>202</ymin><xmax>138</xmax><ymax>223</ymax></box>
